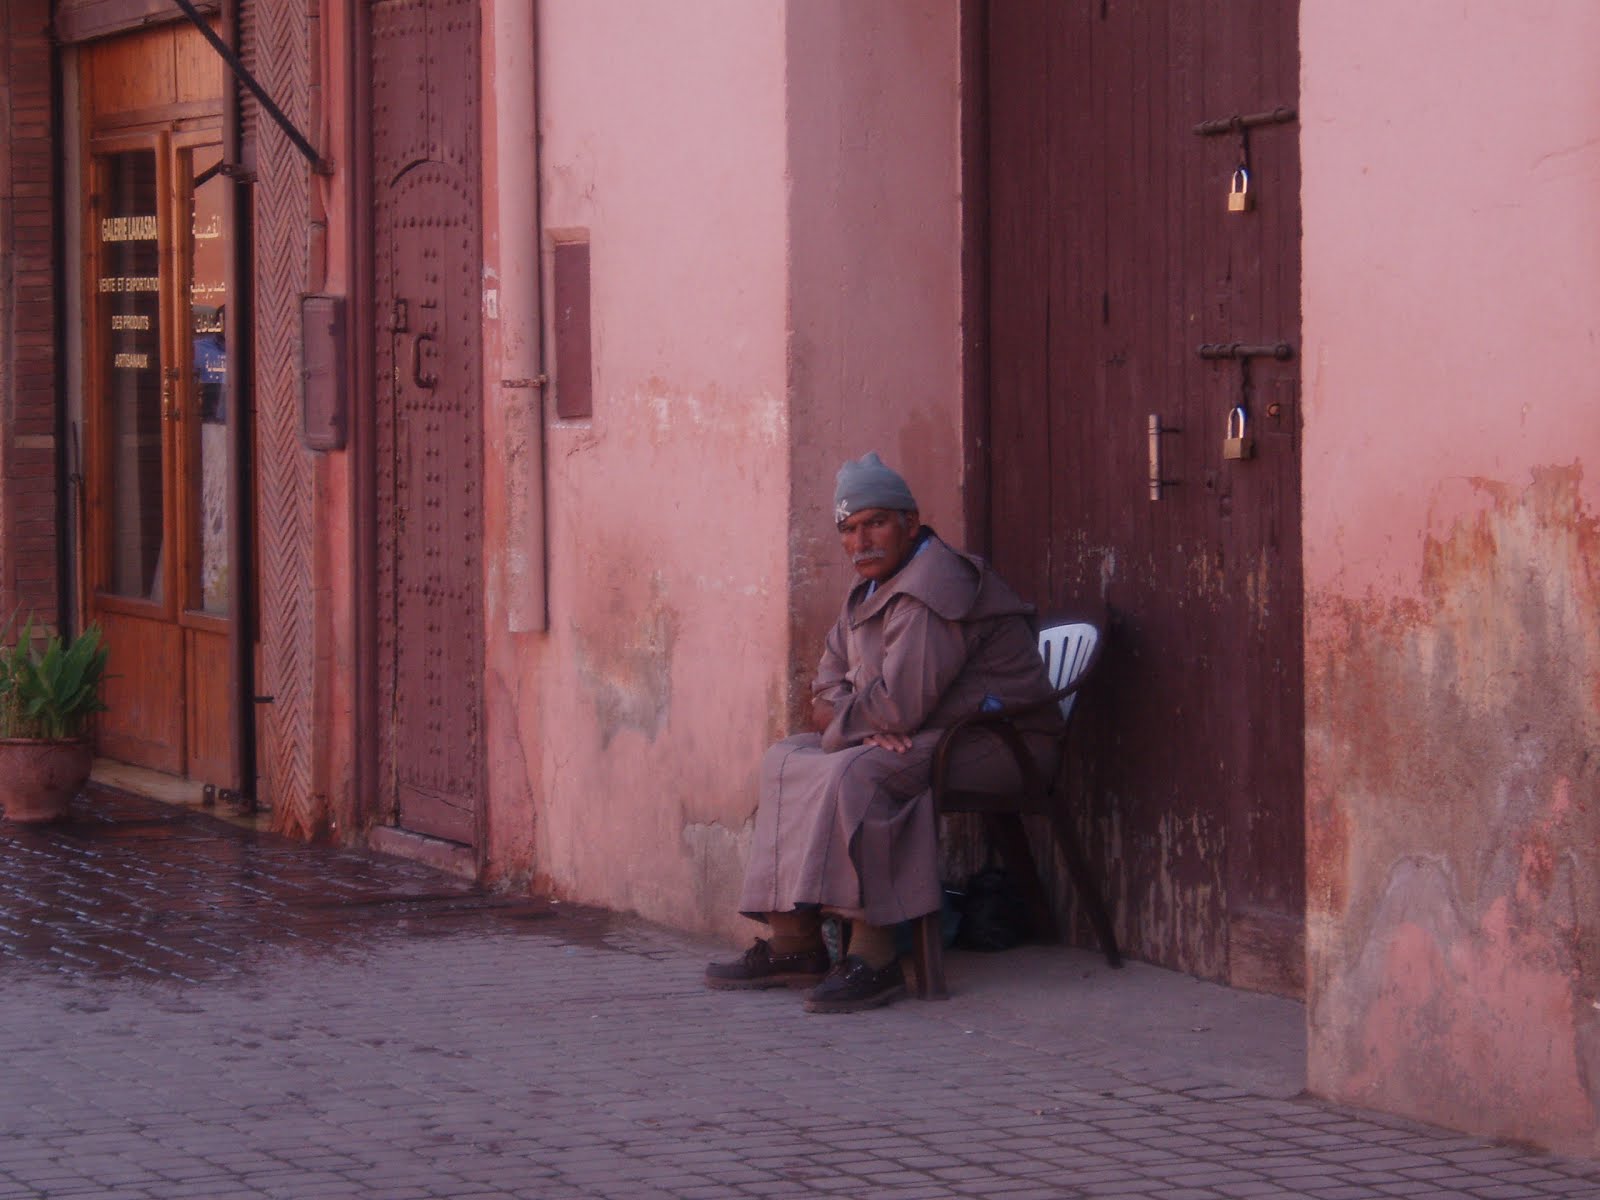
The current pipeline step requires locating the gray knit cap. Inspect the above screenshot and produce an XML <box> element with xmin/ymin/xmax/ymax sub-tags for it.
<box><xmin>833</xmin><ymin>452</ymin><xmax>918</xmax><ymax>524</ymax></box>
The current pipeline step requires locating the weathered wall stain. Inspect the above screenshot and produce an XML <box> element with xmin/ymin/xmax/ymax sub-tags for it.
<box><xmin>1308</xmin><ymin>464</ymin><xmax>1600</xmax><ymax>1152</ymax></box>
<box><xmin>480</xmin><ymin>653</ymin><xmax>538</xmax><ymax>888</ymax></box>
<box><xmin>572</xmin><ymin>569</ymin><xmax>679</xmax><ymax>749</ymax></box>
<box><xmin>681</xmin><ymin>817</ymin><xmax>754</xmax><ymax>924</ymax></box>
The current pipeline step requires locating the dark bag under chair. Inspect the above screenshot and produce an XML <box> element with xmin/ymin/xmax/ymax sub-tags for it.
<box><xmin>954</xmin><ymin>865</ymin><xmax>1033</xmax><ymax>952</ymax></box>
<box><xmin>909</xmin><ymin>616</ymin><xmax>1123</xmax><ymax>999</ymax></box>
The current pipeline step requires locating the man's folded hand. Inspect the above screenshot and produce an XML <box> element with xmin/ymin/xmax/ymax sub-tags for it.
<box><xmin>863</xmin><ymin>731</ymin><xmax>912</xmax><ymax>754</ymax></box>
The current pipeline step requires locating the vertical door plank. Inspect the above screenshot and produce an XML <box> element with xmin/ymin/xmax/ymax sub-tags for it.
<box><xmin>985</xmin><ymin>0</ymin><xmax>1053</xmax><ymax>610</ymax></box>
<box><xmin>185</xmin><ymin>625</ymin><xmax>232</xmax><ymax>785</ymax></box>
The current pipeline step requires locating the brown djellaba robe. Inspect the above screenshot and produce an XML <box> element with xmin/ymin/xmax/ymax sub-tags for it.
<box><xmin>738</xmin><ymin>530</ymin><xmax>1063</xmax><ymax>927</ymax></box>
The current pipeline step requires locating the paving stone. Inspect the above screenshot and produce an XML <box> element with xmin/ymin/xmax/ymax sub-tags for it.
<box><xmin>1080</xmin><ymin>1179</ymin><xmax>1163</xmax><ymax>1196</ymax></box>
<box><xmin>4</xmin><ymin>787</ymin><xmax>1600</xmax><ymax>1200</ymax></box>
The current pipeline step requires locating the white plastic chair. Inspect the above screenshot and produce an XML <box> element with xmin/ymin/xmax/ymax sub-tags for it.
<box><xmin>912</xmin><ymin>617</ymin><xmax>1122</xmax><ymax>999</ymax></box>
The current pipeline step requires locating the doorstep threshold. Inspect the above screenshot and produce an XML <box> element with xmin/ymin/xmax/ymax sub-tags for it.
<box><xmin>90</xmin><ymin>758</ymin><xmax>269</xmax><ymax>833</ymax></box>
<box><xmin>368</xmin><ymin>824</ymin><xmax>477</xmax><ymax>881</ymax></box>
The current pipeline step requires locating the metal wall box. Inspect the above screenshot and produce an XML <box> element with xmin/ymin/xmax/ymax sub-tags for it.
<box><xmin>552</xmin><ymin>236</ymin><xmax>592</xmax><ymax>420</ymax></box>
<box><xmin>301</xmin><ymin>294</ymin><xmax>347</xmax><ymax>451</ymax></box>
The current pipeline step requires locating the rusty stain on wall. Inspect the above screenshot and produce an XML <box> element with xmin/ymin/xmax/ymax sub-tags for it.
<box><xmin>572</xmin><ymin>569</ymin><xmax>679</xmax><ymax>748</ymax></box>
<box><xmin>1307</xmin><ymin>464</ymin><xmax>1600</xmax><ymax>1153</ymax></box>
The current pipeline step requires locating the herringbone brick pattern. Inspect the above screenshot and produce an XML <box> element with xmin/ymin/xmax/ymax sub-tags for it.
<box><xmin>244</xmin><ymin>0</ymin><xmax>318</xmax><ymax>836</ymax></box>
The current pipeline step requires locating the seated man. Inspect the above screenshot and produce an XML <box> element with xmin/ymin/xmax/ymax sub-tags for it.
<box><xmin>707</xmin><ymin>452</ymin><xmax>1063</xmax><ymax>1013</ymax></box>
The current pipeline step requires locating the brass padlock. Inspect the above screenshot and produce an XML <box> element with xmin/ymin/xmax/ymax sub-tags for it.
<box><xmin>1223</xmin><ymin>406</ymin><xmax>1255</xmax><ymax>460</ymax></box>
<box><xmin>1227</xmin><ymin>167</ymin><xmax>1252</xmax><ymax>213</ymax></box>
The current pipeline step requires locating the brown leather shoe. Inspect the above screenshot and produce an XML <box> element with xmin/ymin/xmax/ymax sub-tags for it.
<box><xmin>705</xmin><ymin>938</ymin><xmax>830</xmax><ymax>990</ymax></box>
<box><xmin>802</xmin><ymin>954</ymin><xmax>906</xmax><ymax>1013</ymax></box>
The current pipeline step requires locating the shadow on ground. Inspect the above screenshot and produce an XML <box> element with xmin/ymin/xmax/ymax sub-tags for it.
<box><xmin>2</xmin><ymin>783</ymin><xmax>1306</xmax><ymax>1098</ymax></box>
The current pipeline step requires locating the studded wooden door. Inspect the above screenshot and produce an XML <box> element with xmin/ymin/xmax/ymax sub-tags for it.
<box><xmin>985</xmin><ymin>0</ymin><xmax>1304</xmax><ymax>994</ymax></box>
<box><xmin>371</xmin><ymin>0</ymin><xmax>483</xmax><ymax>846</ymax></box>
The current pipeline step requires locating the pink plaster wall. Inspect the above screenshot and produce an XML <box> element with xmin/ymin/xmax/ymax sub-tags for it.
<box><xmin>1302</xmin><ymin>0</ymin><xmax>1600</xmax><ymax>1153</ymax></box>
<box><xmin>785</xmin><ymin>0</ymin><xmax>965</xmax><ymax>720</ymax></box>
<box><xmin>478</xmin><ymin>0</ymin><xmax>965</xmax><ymax>939</ymax></box>
<box><xmin>486</xmin><ymin>0</ymin><xmax>793</xmax><ymax>932</ymax></box>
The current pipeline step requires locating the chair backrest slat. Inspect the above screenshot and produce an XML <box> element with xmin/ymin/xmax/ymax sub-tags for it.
<box><xmin>1037</xmin><ymin>621</ymin><xmax>1099</xmax><ymax>719</ymax></box>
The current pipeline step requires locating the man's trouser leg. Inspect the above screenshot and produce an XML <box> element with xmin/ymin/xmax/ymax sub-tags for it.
<box><xmin>847</xmin><ymin>920</ymin><xmax>895</xmax><ymax>969</ymax></box>
<box><xmin>767</xmin><ymin>909</ymin><xmax>823</xmax><ymax>955</ymax></box>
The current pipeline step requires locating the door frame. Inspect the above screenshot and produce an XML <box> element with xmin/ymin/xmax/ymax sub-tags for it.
<box><xmin>349</xmin><ymin>0</ymin><xmax>380</xmax><ymax>837</ymax></box>
<box><xmin>959</xmin><ymin>0</ymin><xmax>992</xmax><ymax>556</ymax></box>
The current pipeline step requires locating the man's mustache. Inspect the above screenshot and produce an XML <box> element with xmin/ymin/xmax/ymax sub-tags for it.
<box><xmin>853</xmin><ymin>549</ymin><xmax>888</xmax><ymax>565</ymax></box>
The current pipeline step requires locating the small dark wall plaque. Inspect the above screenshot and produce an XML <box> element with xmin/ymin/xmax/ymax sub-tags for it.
<box><xmin>301</xmin><ymin>294</ymin><xmax>347</xmax><ymax>451</ymax></box>
<box><xmin>552</xmin><ymin>236</ymin><xmax>592</xmax><ymax>420</ymax></box>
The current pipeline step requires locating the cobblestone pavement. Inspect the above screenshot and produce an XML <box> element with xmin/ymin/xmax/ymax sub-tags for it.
<box><xmin>3</xmin><ymin>789</ymin><xmax>1599</xmax><ymax>1200</ymax></box>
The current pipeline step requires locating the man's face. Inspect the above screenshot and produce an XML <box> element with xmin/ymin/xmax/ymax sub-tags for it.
<box><xmin>838</xmin><ymin>507</ymin><xmax>919</xmax><ymax>585</ymax></box>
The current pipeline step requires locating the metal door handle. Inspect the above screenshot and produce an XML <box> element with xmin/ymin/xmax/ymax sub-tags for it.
<box><xmin>411</xmin><ymin>332</ymin><xmax>438</xmax><ymax>389</ymax></box>
<box><xmin>1148</xmin><ymin>413</ymin><xmax>1180</xmax><ymax>500</ymax></box>
<box><xmin>162</xmin><ymin>368</ymin><xmax>182</xmax><ymax>422</ymax></box>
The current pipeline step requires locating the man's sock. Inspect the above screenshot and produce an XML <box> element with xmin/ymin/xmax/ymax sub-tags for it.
<box><xmin>766</xmin><ymin>910</ymin><xmax>823</xmax><ymax>955</ymax></box>
<box><xmin>848</xmin><ymin>921</ymin><xmax>896</xmax><ymax>969</ymax></box>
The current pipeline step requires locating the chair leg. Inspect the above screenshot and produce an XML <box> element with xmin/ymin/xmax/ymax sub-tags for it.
<box><xmin>1048</xmin><ymin>811</ymin><xmax>1123</xmax><ymax>968</ymax></box>
<box><xmin>912</xmin><ymin>912</ymin><xmax>948</xmax><ymax>1000</ymax></box>
<box><xmin>984</xmin><ymin>813</ymin><xmax>1060</xmax><ymax>942</ymax></box>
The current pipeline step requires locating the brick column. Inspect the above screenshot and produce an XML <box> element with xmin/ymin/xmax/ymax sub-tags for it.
<box><xmin>0</xmin><ymin>1</ymin><xmax>58</xmax><ymax>628</ymax></box>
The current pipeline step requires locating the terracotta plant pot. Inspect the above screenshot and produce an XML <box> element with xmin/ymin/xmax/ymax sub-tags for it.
<box><xmin>0</xmin><ymin>738</ymin><xmax>93</xmax><ymax>824</ymax></box>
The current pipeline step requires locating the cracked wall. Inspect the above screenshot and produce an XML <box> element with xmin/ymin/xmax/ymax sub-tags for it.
<box><xmin>1307</xmin><ymin>470</ymin><xmax>1600</xmax><ymax>1150</ymax></box>
<box><xmin>1302</xmin><ymin>0</ymin><xmax>1600</xmax><ymax>1153</ymax></box>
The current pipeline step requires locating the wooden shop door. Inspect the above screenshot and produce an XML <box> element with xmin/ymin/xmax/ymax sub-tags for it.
<box><xmin>984</xmin><ymin>0</ymin><xmax>1304</xmax><ymax>994</ymax></box>
<box><xmin>81</xmin><ymin>27</ymin><xmax>236</xmax><ymax>787</ymax></box>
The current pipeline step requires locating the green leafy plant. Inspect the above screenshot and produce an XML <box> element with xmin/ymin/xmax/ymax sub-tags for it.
<box><xmin>0</xmin><ymin>613</ymin><xmax>110</xmax><ymax>740</ymax></box>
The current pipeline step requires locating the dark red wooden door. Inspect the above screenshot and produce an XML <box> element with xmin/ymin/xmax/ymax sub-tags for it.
<box><xmin>371</xmin><ymin>0</ymin><xmax>483</xmax><ymax>846</ymax></box>
<box><xmin>986</xmin><ymin>0</ymin><xmax>1304</xmax><ymax>993</ymax></box>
